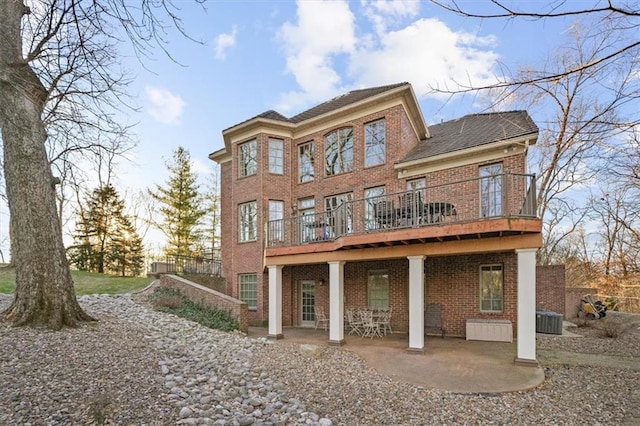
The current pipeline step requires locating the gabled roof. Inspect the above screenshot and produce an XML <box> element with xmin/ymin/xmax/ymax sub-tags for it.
<box><xmin>400</xmin><ymin>111</ymin><xmax>538</xmax><ymax>163</ymax></box>
<box><xmin>288</xmin><ymin>82</ymin><xmax>410</xmax><ymax>123</ymax></box>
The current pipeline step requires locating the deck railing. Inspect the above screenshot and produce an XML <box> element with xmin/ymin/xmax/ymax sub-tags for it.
<box><xmin>266</xmin><ymin>173</ymin><xmax>537</xmax><ymax>248</ymax></box>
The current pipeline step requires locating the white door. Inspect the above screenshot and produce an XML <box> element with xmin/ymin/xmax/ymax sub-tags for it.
<box><xmin>300</xmin><ymin>281</ymin><xmax>316</xmax><ymax>327</ymax></box>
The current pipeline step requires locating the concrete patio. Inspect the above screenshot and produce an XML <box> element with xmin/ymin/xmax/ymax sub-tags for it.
<box><xmin>248</xmin><ymin>327</ymin><xmax>545</xmax><ymax>394</ymax></box>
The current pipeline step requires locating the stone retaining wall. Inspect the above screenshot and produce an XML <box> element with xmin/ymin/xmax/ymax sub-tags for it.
<box><xmin>159</xmin><ymin>274</ymin><xmax>248</xmax><ymax>333</ymax></box>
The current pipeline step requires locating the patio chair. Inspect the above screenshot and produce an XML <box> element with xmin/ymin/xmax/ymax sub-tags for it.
<box><xmin>314</xmin><ymin>306</ymin><xmax>329</xmax><ymax>331</ymax></box>
<box><xmin>360</xmin><ymin>309</ymin><xmax>382</xmax><ymax>338</ymax></box>
<box><xmin>374</xmin><ymin>200</ymin><xmax>395</xmax><ymax>228</ymax></box>
<box><xmin>346</xmin><ymin>307</ymin><xmax>364</xmax><ymax>336</ymax></box>
<box><xmin>375</xmin><ymin>308</ymin><xmax>392</xmax><ymax>335</ymax></box>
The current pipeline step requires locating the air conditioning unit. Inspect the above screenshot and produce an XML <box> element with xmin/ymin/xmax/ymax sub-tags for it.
<box><xmin>536</xmin><ymin>310</ymin><xmax>563</xmax><ymax>335</ymax></box>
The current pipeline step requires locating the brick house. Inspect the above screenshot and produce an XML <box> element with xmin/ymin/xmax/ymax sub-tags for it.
<box><xmin>209</xmin><ymin>82</ymin><xmax>542</xmax><ymax>365</ymax></box>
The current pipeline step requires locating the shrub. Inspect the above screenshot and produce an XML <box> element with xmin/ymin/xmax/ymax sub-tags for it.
<box><xmin>151</xmin><ymin>287</ymin><xmax>239</xmax><ymax>332</ymax></box>
<box><xmin>572</xmin><ymin>317</ymin><xmax>591</xmax><ymax>328</ymax></box>
<box><xmin>599</xmin><ymin>318</ymin><xmax>629</xmax><ymax>338</ymax></box>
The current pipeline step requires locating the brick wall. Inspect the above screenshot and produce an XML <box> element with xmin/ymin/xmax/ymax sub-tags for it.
<box><xmin>159</xmin><ymin>274</ymin><xmax>249</xmax><ymax>333</ymax></box>
<box><xmin>565</xmin><ymin>287</ymin><xmax>593</xmax><ymax>319</ymax></box>
<box><xmin>217</xmin><ymin>101</ymin><xmax>533</xmax><ymax>327</ymax></box>
<box><xmin>536</xmin><ymin>264</ymin><xmax>566</xmax><ymax>314</ymax></box>
<box><xmin>282</xmin><ymin>253</ymin><xmax>517</xmax><ymax>338</ymax></box>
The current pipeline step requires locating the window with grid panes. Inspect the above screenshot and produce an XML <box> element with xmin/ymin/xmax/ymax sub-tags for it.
<box><xmin>268</xmin><ymin>200</ymin><xmax>284</xmax><ymax>241</ymax></box>
<box><xmin>239</xmin><ymin>140</ymin><xmax>257</xmax><ymax>177</ymax></box>
<box><xmin>298</xmin><ymin>142</ymin><xmax>314</xmax><ymax>183</ymax></box>
<box><xmin>368</xmin><ymin>270</ymin><xmax>389</xmax><ymax>309</ymax></box>
<box><xmin>480</xmin><ymin>264</ymin><xmax>503</xmax><ymax>312</ymax></box>
<box><xmin>325</xmin><ymin>127</ymin><xmax>353</xmax><ymax>176</ymax></box>
<box><xmin>480</xmin><ymin>163</ymin><xmax>503</xmax><ymax>217</ymax></box>
<box><xmin>238</xmin><ymin>201</ymin><xmax>257</xmax><ymax>242</ymax></box>
<box><xmin>364</xmin><ymin>186</ymin><xmax>385</xmax><ymax>230</ymax></box>
<box><xmin>364</xmin><ymin>119</ymin><xmax>386</xmax><ymax>167</ymax></box>
<box><xmin>268</xmin><ymin>138</ymin><xmax>283</xmax><ymax>174</ymax></box>
<box><xmin>239</xmin><ymin>273</ymin><xmax>258</xmax><ymax>309</ymax></box>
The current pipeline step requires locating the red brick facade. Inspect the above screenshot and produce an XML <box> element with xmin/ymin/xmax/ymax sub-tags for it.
<box><xmin>536</xmin><ymin>264</ymin><xmax>566</xmax><ymax>315</ymax></box>
<box><xmin>211</xmin><ymin>84</ymin><xmax>542</xmax><ymax>338</ymax></box>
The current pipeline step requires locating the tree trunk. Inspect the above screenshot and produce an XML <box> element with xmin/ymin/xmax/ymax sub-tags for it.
<box><xmin>0</xmin><ymin>0</ymin><xmax>94</xmax><ymax>328</ymax></box>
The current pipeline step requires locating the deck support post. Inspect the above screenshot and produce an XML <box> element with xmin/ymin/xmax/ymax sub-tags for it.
<box><xmin>328</xmin><ymin>261</ymin><xmax>345</xmax><ymax>345</ymax></box>
<box><xmin>267</xmin><ymin>265</ymin><xmax>283</xmax><ymax>339</ymax></box>
<box><xmin>515</xmin><ymin>248</ymin><xmax>538</xmax><ymax>366</ymax></box>
<box><xmin>407</xmin><ymin>255</ymin><xmax>425</xmax><ymax>353</ymax></box>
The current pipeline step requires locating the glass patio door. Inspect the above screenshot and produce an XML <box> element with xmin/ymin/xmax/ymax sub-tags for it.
<box><xmin>300</xmin><ymin>281</ymin><xmax>316</xmax><ymax>327</ymax></box>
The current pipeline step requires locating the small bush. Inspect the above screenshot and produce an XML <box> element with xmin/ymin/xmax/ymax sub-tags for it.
<box><xmin>87</xmin><ymin>395</ymin><xmax>111</xmax><ymax>425</ymax></box>
<box><xmin>599</xmin><ymin>318</ymin><xmax>629</xmax><ymax>338</ymax></box>
<box><xmin>152</xmin><ymin>293</ymin><xmax>183</xmax><ymax>309</ymax></box>
<box><xmin>151</xmin><ymin>287</ymin><xmax>239</xmax><ymax>332</ymax></box>
<box><xmin>572</xmin><ymin>317</ymin><xmax>591</xmax><ymax>328</ymax></box>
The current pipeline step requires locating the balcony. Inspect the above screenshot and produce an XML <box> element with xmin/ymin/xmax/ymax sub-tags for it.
<box><xmin>266</xmin><ymin>173</ymin><xmax>540</xmax><ymax>253</ymax></box>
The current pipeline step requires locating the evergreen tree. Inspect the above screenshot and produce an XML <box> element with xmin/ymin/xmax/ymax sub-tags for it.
<box><xmin>150</xmin><ymin>146</ymin><xmax>206</xmax><ymax>257</ymax></box>
<box><xmin>69</xmin><ymin>184</ymin><xmax>145</xmax><ymax>276</ymax></box>
<box><xmin>106</xmin><ymin>215</ymin><xmax>145</xmax><ymax>276</ymax></box>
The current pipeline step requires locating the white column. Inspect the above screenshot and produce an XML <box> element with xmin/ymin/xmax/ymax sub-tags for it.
<box><xmin>407</xmin><ymin>255</ymin><xmax>425</xmax><ymax>352</ymax></box>
<box><xmin>328</xmin><ymin>261</ymin><xmax>345</xmax><ymax>345</ymax></box>
<box><xmin>267</xmin><ymin>265</ymin><xmax>283</xmax><ymax>339</ymax></box>
<box><xmin>516</xmin><ymin>248</ymin><xmax>538</xmax><ymax>365</ymax></box>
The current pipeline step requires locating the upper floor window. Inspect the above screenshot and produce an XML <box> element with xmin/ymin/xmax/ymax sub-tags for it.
<box><xmin>298</xmin><ymin>141</ymin><xmax>314</xmax><ymax>183</ymax></box>
<box><xmin>480</xmin><ymin>264</ymin><xmax>503</xmax><ymax>312</ymax></box>
<box><xmin>364</xmin><ymin>186</ymin><xmax>385</xmax><ymax>230</ymax></box>
<box><xmin>364</xmin><ymin>119</ymin><xmax>386</xmax><ymax>167</ymax></box>
<box><xmin>268</xmin><ymin>138</ymin><xmax>284</xmax><ymax>174</ymax></box>
<box><xmin>298</xmin><ymin>197</ymin><xmax>316</xmax><ymax>243</ymax></box>
<box><xmin>268</xmin><ymin>200</ymin><xmax>284</xmax><ymax>241</ymax></box>
<box><xmin>238</xmin><ymin>201</ymin><xmax>257</xmax><ymax>242</ymax></box>
<box><xmin>239</xmin><ymin>139</ymin><xmax>257</xmax><ymax>177</ymax></box>
<box><xmin>325</xmin><ymin>192</ymin><xmax>353</xmax><ymax>236</ymax></box>
<box><xmin>325</xmin><ymin>127</ymin><xmax>353</xmax><ymax>176</ymax></box>
<box><xmin>480</xmin><ymin>163</ymin><xmax>503</xmax><ymax>217</ymax></box>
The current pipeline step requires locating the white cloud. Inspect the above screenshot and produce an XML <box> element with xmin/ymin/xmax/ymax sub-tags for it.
<box><xmin>361</xmin><ymin>0</ymin><xmax>420</xmax><ymax>35</ymax></box>
<box><xmin>275</xmin><ymin>2</ymin><xmax>501</xmax><ymax>112</ymax></box>
<box><xmin>276</xmin><ymin>0</ymin><xmax>356</xmax><ymax>112</ymax></box>
<box><xmin>348</xmin><ymin>18</ymin><xmax>500</xmax><ymax>98</ymax></box>
<box><xmin>145</xmin><ymin>86</ymin><xmax>185</xmax><ymax>125</ymax></box>
<box><xmin>214</xmin><ymin>26</ymin><xmax>238</xmax><ymax>60</ymax></box>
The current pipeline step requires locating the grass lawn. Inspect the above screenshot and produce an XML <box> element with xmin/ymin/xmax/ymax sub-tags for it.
<box><xmin>0</xmin><ymin>267</ymin><xmax>152</xmax><ymax>295</ymax></box>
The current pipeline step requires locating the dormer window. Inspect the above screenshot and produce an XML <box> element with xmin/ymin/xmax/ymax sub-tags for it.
<box><xmin>325</xmin><ymin>127</ymin><xmax>353</xmax><ymax>176</ymax></box>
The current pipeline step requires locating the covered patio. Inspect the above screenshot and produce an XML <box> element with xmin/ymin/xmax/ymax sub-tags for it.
<box><xmin>248</xmin><ymin>327</ymin><xmax>544</xmax><ymax>393</ymax></box>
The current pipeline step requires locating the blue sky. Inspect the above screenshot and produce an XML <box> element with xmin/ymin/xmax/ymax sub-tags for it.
<box><xmin>121</xmin><ymin>0</ymin><xmax>572</xmax><ymax>192</ymax></box>
<box><xmin>0</xmin><ymin>1</ymin><xmax>581</xmax><ymax>258</ymax></box>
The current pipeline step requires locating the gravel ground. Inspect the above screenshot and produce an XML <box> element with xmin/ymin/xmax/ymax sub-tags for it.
<box><xmin>1</xmin><ymin>293</ymin><xmax>638</xmax><ymax>425</ymax></box>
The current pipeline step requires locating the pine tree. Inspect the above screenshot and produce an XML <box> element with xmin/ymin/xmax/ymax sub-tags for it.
<box><xmin>69</xmin><ymin>184</ymin><xmax>145</xmax><ymax>276</ymax></box>
<box><xmin>150</xmin><ymin>146</ymin><xmax>206</xmax><ymax>257</ymax></box>
<box><xmin>106</xmin><ymin>215</ymin><xmax>145</xmax><ymax>276</ymax></box>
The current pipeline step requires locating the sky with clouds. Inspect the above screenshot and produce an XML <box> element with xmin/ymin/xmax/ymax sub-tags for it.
<box><xmin>128</xmin><ymin>0</ymin><xmax>569</xmax><ymax>194</ymax></box>
<box><xmin>0</xmin><ymin>0</ymin><xmax>581</xmax><ymax>255</ymax></box>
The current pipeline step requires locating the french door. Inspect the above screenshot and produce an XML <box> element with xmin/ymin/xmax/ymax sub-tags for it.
<box><xmin>300</xmin><ymin>281</ymin><xmax>316</xmax><ymax>327</ymax></box>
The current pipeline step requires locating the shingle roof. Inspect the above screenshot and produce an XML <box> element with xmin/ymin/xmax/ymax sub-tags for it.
<box><xmin>224</xmin><ymin>83</ymin><xmax>410</xmax><ymax>133</ymax></box>
<box><xmin>400</xmin><ymin>111</ymin><xmax>538</xmax><ymax>163</ymax></box>
<box><xmin>288</xmin><ymin>82</ymin><xmax>410</xmax><ymax>123</ymax></box>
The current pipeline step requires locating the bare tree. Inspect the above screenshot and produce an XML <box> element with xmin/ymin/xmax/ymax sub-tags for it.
<box><xmin>430</xmin><ymin>3</ymin><xmax>640</xmax><ymax>265</ymax></box>
<box><xmin>430</xmin><ymin>1</ymin><xmax>640</xmax><ymax>103</ymax></box>
<box><xmin>0</xmin><ymin>0</ymin><xmax>201</xmax><ymax>329</ymax></box>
